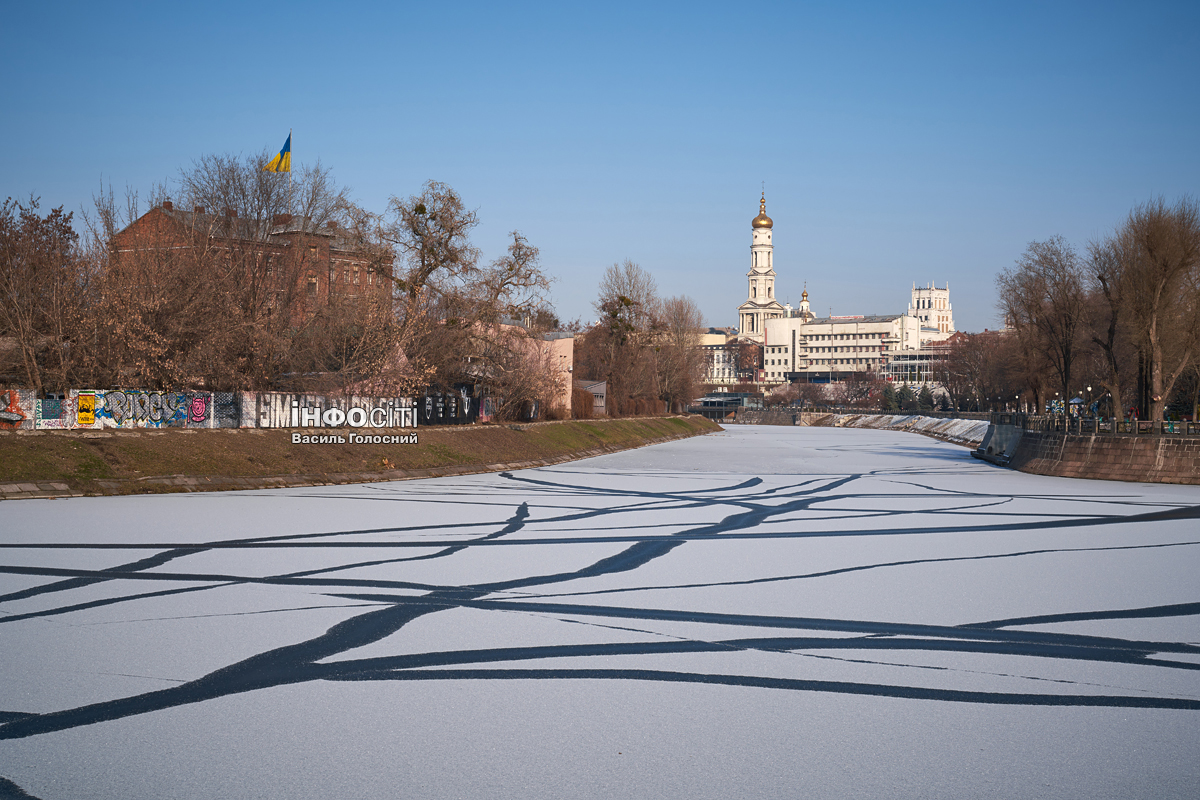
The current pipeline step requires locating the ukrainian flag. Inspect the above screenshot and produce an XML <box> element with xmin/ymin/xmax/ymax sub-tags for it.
<box><xmin>264</xmin><ymin>133</ymin><xmax>291</xmax><ymax>173</ymax></box>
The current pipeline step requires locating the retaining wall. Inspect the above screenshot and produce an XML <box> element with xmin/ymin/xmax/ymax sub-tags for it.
<box><xmin>0</xmin><ymin>389</ymin><xmax>473</xmax><ymax>431</ymax></box>
<box><xmin>729</xmin><ymin>409</ymin><xmax>799</xmax><ymax>425</ymax></box>
<box><xmin>728</xmin><ymin>409</ymin><xmax>989</xmax><ymax>447</ymax></box>
<box><xmin>1009</xmin><ymin>430</ymin><xmax>1200</xmax><ymax>485</ymax></box>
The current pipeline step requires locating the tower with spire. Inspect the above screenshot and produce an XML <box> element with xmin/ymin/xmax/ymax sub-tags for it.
<box><xmin>737</xmin><ymin>193</ymin><xmax>785</xmax><ymax>342</ymax></box>
<box><xmin>797</xmin><ymin>285</ymin><xmax>813</xmax><ymax>322</ymax></box>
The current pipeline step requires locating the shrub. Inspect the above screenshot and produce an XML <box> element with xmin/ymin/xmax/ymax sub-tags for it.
<box><xmin>572</xmin><ymin>386</ymin><xmax>594</xmax><ymax>419</ymax></box>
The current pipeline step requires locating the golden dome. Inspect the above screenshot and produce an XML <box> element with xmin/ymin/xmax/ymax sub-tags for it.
<box><xmin>751</xmin><ymin>192</ymin><xmax>773</xmax><ymax>229</ymax></box>
<box><xmin>801</xmin><ymin>289</ymin><xmax>808</xmax><ymax>300</ymax></box>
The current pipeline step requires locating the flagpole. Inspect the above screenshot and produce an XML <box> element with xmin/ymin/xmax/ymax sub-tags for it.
<box><xmin>288</xmin><ymin>127</ymin><xmax>293</xmax><ymax>219</ymax></box>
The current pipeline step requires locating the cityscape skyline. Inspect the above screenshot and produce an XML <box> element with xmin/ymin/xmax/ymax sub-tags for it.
<box><xmin>3</xmin><ymin>1</ymin><xmax>1199</xmax><ymax>333</ymax></box>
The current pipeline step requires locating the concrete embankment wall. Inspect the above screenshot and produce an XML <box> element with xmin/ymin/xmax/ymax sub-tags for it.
<box><xmin>731</xmin><ymin>410</ymin><xmax>989</xmax><ymax>448</ymax></box>
<box><xmin>1009</xmin><ymin>430</ymin><xmax>1200</xmax><ymax>485</ymax></box>
<box><xmin>729</xmin><ymin>409</ymin><xmax>801</xmax><ymax>426</ymax></box>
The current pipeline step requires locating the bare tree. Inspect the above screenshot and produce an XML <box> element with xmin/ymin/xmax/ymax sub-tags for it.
<box><xmin>78</xmin><ymin>155</ymin><xmax>389</xmax><ymax>392</ymax></box>
<box><xmin>1086</xmin><ymin>232</ymin><xmax>1137</xmax><ymax>418</ymax></box>
<box><xmin>597</xmin><ymin>259</ymin><xmax>658</xmax><ymax>329</ymax></box>
<box><xmin>997</xmin><ymin>236</ymin><xmax>1089</xmax><ymax>405</ymax></box>
<box><xmin>83</xmin><ymin>203</ymin><xmax>230</xmax><ymax>389</ymax></box>
<box><xmin>842</xmin><ymin>371</ymin><xmax>884</xmax><ymax>407</ymax></box>
<box><xmin>0</xmin><ymin>198</ymin><xmax>85</xmax><ymax>393</ymax></box>
<box><xmin>732</xmin><ymin>340</ymin><xmax>762</xmax><ymax>382</ymax></box>
<box><xmin>765</xmin><ymin>383</ymin><xmax>798</xmax><ymax>406</ymax></box>
<box><xmin>932</xmin><ymin>335</ymin><xmax>972</xmax><ymax>411</ymax></box>
<box><xmin>794</xmin><ymin>381</ymin><xmax>827</xmax><ymax>407</ymax></box>
<box><xmin>385</xmin><ymin>181</ymin><xmax>480</xmax><ymax>307</ymax></box>
<box><xmin>454</xmin><ymin>234</ymin><xmax>565</xmax><ymax>419</ymax></box>
<box><xmin>577</xmin><ymin>260</ymin><xmax>662</xmax><ymax>415</ymax></box>
<box><xmin>472</xmin><ymin>233</ymin><xmax>553</xmax><ymax>324</ymax></box>
<box><xmin>655</xmin><ymin>295</ymin><xmax>705</xmax><ymax>411</ymax></box>
<box><xmin>468</xmin><ymin>321</ymin><xmax>567</xmax><ymax>420</ymax></box>
<box><xmin>1120</xmin><ymin>197</ymin><xmax>1200</xmax><ymax>420</ymax></box>
<box><xmin>176</xmin><ymin>153</ymin><xmax>352</xmax><ymax>236</ymax></box>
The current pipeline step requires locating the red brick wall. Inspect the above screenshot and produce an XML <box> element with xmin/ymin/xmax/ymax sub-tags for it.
<box><xmin>1010</xmin><ymin>431</ymin><xmax>1200</xmax><ymax>485</ymax></box>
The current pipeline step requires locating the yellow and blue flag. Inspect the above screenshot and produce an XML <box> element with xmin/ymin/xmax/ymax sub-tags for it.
<box><xmin>264</xmin><ymin>133</ymin><xmax>291</xmax><ymax>173</ymax></box>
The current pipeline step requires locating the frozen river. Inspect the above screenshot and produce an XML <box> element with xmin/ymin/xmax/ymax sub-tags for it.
<box><xmin>1</xmin><ymin>425</ymin><xmax>1198</xmax><ymax>799</ymax></box>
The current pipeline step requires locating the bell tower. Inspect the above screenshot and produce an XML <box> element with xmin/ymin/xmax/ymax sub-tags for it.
<box><xmin>737</xmin><ymin>192</ymin><xmax>784</xmax><ymax>342</ymax></box>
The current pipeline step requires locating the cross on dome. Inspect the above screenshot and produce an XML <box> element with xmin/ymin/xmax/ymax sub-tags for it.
<box><xmin>752</xmin><ymin>193</ymin><xmax>773</xmax><ymax>229</ymax></box>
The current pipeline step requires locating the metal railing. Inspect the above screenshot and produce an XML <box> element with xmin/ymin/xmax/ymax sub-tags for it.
<box><xmin>994</xmin><ymin>413</ymin><xmax>1200</xmax><ymax>437</ymax></box>
<box><xmin>786</xmin><ymin>406</ymin><xmax>991</xmax><ymax>420</ymax></box>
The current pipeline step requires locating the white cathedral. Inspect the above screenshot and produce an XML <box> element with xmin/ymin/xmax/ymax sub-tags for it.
<box><xmin>712</xmin><ymin>194</ymin><xmax>956</xmax><ymax>386</ymax></box>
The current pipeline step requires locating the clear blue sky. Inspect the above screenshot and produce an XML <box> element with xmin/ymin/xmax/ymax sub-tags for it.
<box><xmin>4</xmin><ymin>1</ymin><xmax>1198</xmax><ymax>332</ymax></box>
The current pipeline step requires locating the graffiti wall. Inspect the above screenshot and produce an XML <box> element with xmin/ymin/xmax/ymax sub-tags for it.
<box><xmin>0</xmin><ymin>388</ymin><xmax>486</xmax><ymax>431</ymax></box>
<box><xmin>0</xmin><ymin>389</ymin><xmax>35</xmax><ymax>430</ymax></box>
<box><xmin>244</xmin><ymin>393</ymin><xmax>416</xmax><ymax>429</ymax></box>
<box><xmin>27</xmin><ymin>390</ymin><xmax>217</xmax><ymax>430</ymax></box>
<box><xmin>416</xmin><ymin>385</ymin><xmax>479</xmax><ymax>426</ymax></box>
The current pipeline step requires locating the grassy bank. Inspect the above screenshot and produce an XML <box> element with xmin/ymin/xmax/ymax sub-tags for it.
<box><xmin>0</xmin><ymin>416</ymin><xmax>721</xmax><ymax>497</ymax></box>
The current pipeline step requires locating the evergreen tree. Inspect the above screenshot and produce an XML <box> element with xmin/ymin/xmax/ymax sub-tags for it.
<box><xmin>882</xmin><ymin>383</ymin><xmax>898</xmax><ymax>412</ymax></box>
<box><xmin>919</xmin><ymin>384</ymin><xmax>935</xmax><ymax>411</ymax></box>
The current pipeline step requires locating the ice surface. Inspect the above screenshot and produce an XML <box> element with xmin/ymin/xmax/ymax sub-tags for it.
<box><xmin>1</xmin><ymin>426</ymin><xmax>1198</xmax><ymax>799</ymax></box>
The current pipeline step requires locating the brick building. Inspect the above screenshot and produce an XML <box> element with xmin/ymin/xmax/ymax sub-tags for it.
<box><xmin>110</xmin><ymin>201</ymin><xmax>391</xmax><ymax>320</ymax></box>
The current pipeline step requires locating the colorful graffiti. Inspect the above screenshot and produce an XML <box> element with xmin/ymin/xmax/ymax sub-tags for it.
<box><xmin>77</xmin><ymin>392</ymin><xmax>96</xmax><ymax>425</ymax></box>
<box><xmin>188</xmin><ymin>395</ymin><xmax>208</xmax><ymax>424</ymax></box>
<box><xmin>34</xmin><ymin>395</ymin><xmax>78</xmax><ymax>429</ymax></box>
<box><xmin>98</xmin><ymin>391</ymin><xmax>189</xmax><ymax>426</ymax></box>
<box><xmin>5</xmin><ymin>389</ymin><xmax>449</xmax><ymax>430</ymax></box>
<box><xmin>22</xmin><ymin>390</ymin><xmax>217</xmax><ymax>429</ymax></box>
<box><xmin>0</xmin><ymin>389</ymin><xmax>31</xmax><ymax>430</ymax></box>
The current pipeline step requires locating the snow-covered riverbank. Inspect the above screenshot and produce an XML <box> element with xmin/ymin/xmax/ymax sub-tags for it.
<box><xmin>823</xmin><ymin>412</ymin><xmax>991</xmax><ymax>446</ymax></box>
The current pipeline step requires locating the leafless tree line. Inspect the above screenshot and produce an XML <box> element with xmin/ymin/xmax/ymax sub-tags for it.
<box><xmin>992</xmin><ymin>197</ymin><xmax>1200</xmax><ymax>420</ymax></box>
<box><xmin>572</xmin><ymin>260</ymin><xmax>706</xmax><ymax>415</ymax></box>
<box><xmin>1</xmin><ymin>157</ymin><xmax>568</xmax><ymax>420</ymax></box>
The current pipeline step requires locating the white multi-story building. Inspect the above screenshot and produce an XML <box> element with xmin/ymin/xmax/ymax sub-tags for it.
<box><xmin>699</xmin><ymin>328</ymin><xmax>738</xmax><ymax>385</ymax></box>
<box><xmin>762</xmin><ymin>312</ymin><xmax>920</xmax><ymax>385</ymax></box>
<box><xmin>908</xmin><ymin>282</ymin><xmax>955</xmax><ymax>345</ymax></box>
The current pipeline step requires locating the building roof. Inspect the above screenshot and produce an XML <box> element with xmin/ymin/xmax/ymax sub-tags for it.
<box><xmin>800</xmin><ymin>314</ymin><xmax>905</xmax><ymax>325</ymax></box>
<box><xmin>131</xmin><ymin>203</ymin><xmax>373</xmax><ymax>253</ymax></box>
